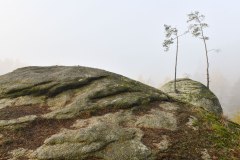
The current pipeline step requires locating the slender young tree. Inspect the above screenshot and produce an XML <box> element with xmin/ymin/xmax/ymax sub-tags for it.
<box><xmin>187</xmin><ymin>11</ymin><xmax>210</xmax><ymax>88</ymax></box>
<box><xmin>163</xmin><ymin>25</ymin><xmax>188</xmax><ymax>93</ymax></box>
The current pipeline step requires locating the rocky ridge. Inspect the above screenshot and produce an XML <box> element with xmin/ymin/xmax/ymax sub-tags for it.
<box><xmin>0</xmin><ymin>66</ymin><xmax>239</xmax><ymax>160</ymax></box>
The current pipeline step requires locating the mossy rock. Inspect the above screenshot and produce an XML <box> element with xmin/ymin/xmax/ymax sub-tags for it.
<box><xmin>161</xmin><ymin>78</ymin><xmax>223</xmax><ymax>115</ymax></box>
<box><xmin>0</xmin><ymin>67</ymin><xmax>239</xmax><ymax>160</ymax></box>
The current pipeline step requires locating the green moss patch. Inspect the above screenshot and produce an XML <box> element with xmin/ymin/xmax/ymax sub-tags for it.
<box><xmin>197</xmin><ymin>110</ymin><xmax>240</xmax><ymax>159</ymax></box>
<box><xmin>4</xmin><ymin>76</ymin><xmax>107</xmax><ymax>99</ymax></box>
<box><xmin>138</xmin><ymin>102</ymin><xmax>240</xmax><ymax>159</ymax></box>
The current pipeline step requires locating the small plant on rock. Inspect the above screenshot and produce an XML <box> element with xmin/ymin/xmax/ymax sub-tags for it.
<box><xmin>163</xmin><ymin>25</ymin><xmax>188</xmax><ymax>93</ymax></box>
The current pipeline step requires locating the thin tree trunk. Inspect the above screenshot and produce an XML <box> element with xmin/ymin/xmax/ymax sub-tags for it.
<box><xmin>174</xmin><ymin>36</ymin><xmax>179</xmax><ymax>93</ymax></box>
<box><xmin>203</xmin><ymin>38</ymin><xmax>209</xmax><ymax>88</ymax></box>
<box><xmin>200</xmin><ymin>25</ymin><xmax>210</xmax><ymax>88</ymax></box>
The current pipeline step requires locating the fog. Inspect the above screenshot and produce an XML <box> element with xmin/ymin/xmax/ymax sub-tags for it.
<box><xmin>0</xmin><ymin>0</ymin><xmax>240</xmax><ymax>117</ymax></box>
<box><xmin>0</xmin><ymin>59</ymin><xmax>27</xmax><ymax>75</ymax></box>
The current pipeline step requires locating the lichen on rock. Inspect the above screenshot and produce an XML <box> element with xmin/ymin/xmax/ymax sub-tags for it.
<box><xmin>161</xmin><ymin>78</ymin><xmax>223</xmax><ymax>115</ymax></box>
<box><xmin>0</xmin><ymin>66</ymin><xmax>239</xmax><ymax>160</ymax></box>
<box><xmin>32</xmin><ymin>110</ymin><xmax>152</xmax><ymax>160</ymax></box>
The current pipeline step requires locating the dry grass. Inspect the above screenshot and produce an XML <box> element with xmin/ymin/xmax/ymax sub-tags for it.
<box><xmin>232</xmin><ymin>112</ymin><xmax>240</xmax><ymax>124</ymax></box>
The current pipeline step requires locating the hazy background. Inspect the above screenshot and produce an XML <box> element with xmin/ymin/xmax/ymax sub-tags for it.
<box><xmin>0</xmin><ymin>0</ymin><xmax>240</xmax><ymax>117</ymax></box>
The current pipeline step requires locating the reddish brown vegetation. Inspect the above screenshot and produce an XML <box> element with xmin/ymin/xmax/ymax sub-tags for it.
<box><xmin>0</xmin><ymin>105</ymin><xmax>50</xmax><ymax>120</ymax></box>
<box><xmin>0</xmin><ymin>118</ymin><xmax>75</xmax><ymax>160</ymax></box>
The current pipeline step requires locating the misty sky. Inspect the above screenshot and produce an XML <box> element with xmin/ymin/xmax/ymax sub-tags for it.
<box><xmin>0</xmin><ymin>0</ymin><xmax>240</xmax><ymax>115</ymax></box>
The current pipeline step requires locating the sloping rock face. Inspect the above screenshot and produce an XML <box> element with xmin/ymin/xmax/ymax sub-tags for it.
<box><xmin>161</xmin><ymin>78</ymin><xmax>223</xmax><ymax>115</ymax></box>
<box><xmin>0</xmin><ymin>66</ymin><xmax>239</xmax><ymax>160</ymax></box>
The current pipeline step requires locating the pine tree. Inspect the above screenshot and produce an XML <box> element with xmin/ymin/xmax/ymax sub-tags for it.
<box><xmin>187</xmin><ymin>11</ymin><xmax>210</xmax><ymax>88</ymax></box>
<box><xmin>163</xmin><ymin>25</ymin><xmax>188</xmax><ymax>93</ymax></box>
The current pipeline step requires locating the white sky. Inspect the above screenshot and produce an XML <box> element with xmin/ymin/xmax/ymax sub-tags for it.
<box><xmin>0</xmin><ymin>0</ymin><xmax>240</xmax><ymax>115</ymax></box>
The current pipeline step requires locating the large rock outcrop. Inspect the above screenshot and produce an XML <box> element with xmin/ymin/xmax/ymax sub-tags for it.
<box><xmin>0</xmin><ymin>66</ymin><xmax>239</xmax><ymax>160</ymax></box>
<box><xmin>161</xmin><ymin>78</ymin><xmax>223</xmax><ymax>115</ymax></box>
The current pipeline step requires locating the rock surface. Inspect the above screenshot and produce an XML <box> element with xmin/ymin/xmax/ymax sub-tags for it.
<box><xmin>0</xmin><ymin>66</ymin><xmax>239</xmax><ymax>160</ymax></box>
<box><xmin>161</xmin><ymin>78</ymin><xmax>223</xmax><ymax>115</ymax></box>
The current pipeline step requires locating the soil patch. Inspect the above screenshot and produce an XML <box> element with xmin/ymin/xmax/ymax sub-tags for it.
<box><xmin>85</xmin><ymin>156</ymin><xmax>103</xmax><ymax>160</ymax></box>
<box><xmin>0</xmin><ymin>118</ymin><xmax>76</xmax><ymax>160</ymax></box>
<box><xmin>0</xmin><ymin>105</ymin><xmax>50</xmax><ymax>120</ymax></box>
<box><xmin>131</xmin><ymin>102</ymin><xmax>163</xmax><ymax>116</ymax></box>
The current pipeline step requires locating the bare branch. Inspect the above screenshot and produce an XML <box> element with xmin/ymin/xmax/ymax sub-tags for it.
<box><xmin>208</xmin><ymin>49</ymin><xmax>220</xmax><ymax>53</ymax></box>
<box><xmin>172</xmin><ymin>30</ymin><xmax>189</xmax><ymax>40</ymax></box>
